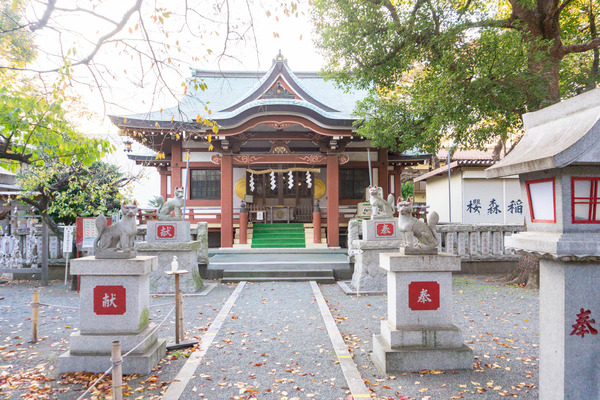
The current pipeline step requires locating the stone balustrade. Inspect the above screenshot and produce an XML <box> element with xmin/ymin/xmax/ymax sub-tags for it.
<box><xmin>436</xmin><ymin>224</ymin><xmax>524</xmax><ymax>262</ymax></box>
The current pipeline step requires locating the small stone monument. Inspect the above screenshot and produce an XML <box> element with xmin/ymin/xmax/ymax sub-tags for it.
<box><xmin>59</xmin><ymin>253</ymin><xmax>165</xmax><ymax>373</ymax></box>
<box><xmin>486</xmin><ymin>87</ymin><xmax>600</xmax><ymax>399</ymax></box>
<box><xmin>371</xmin><ymin>207</ymin><xmax>472</xmax><ymax>373</ymax></box>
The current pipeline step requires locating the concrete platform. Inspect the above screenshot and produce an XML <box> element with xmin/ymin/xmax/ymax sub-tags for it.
<box><xmin>204</xmin><ymin>248</ymin><xmax>352</xmax><ymax>281</ymax></box>
<box><xmin>371</xmin><ymin>334</ymin><xmax>473</xmax><ymax>373</ymax></box>
<box><xmin>59</xmin><ymin>338</ymin><xmax>166</xmax><ymax>375</ymax></box>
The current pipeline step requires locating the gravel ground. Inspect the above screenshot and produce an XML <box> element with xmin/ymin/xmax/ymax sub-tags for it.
<box><xmin>0</xmin><ymin>275</ymin><xmax>539</xmax><ymax>399</ymax></box>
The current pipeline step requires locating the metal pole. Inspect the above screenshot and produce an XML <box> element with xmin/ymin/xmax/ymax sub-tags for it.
<box><xmin>447</xmin><ymin>149</ymin><xmax>452</xmax><ymax>223</ymax></box>
<box><xmin>182</xmin><ymin>149</ymin><xmax>191</xmax><ymax>221</ymax></box>
<box><xmin>41</xmin><ymin>221</ymin><xmax>48</xmax><ymax>286</ymax></box>
<box><xmin>31</xmin><ymin>291</ymin><xmax>39</xmax><ymax>343</ymax></box>
<box><xmin>367</xmin><ymin>148</ymin><xmax>373</xmax><ymax>187</ymax></box>
<box><xmin>111</xmin><ymin>341</ymin><xmax>123</xmax><ymax>400</ymax></box>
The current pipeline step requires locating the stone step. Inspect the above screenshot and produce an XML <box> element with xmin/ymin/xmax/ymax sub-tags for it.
<box><xmin>222</xmin><ymin>269</ymin><xmax>335</xmax><ymax>283</ymax></box>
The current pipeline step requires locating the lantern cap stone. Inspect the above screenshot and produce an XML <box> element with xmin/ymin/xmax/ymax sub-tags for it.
<box><xmin>486</xmin><ymin>87</ymin><xmax>600</xmax><ymax>178</ymax></box>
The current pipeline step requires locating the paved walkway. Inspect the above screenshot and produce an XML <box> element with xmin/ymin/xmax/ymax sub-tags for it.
<box><xmin>164</xmin><ymin>281</ymin><xmax>369</xmax><ymax>399</ymax></box>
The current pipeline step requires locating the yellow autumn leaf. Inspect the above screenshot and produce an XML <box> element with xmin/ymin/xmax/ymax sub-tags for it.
<box><xmin>208</xmin><ymin>135</ymin><xmax>211</xmax><ymax>143</ymax></box>
<box><xmin>155</xmin><ymin>122</ymin><xmax>159</xmax><ymax>127</ymax></box>
<box><xmin>11</xmin><ymin>0</ymin><xmax>17</xmax><ymax>10</ymax></box>
<box><xmin>208</xmin><ymin>145</ymin><xmax>214</xmax><ymax>151</ymax></box>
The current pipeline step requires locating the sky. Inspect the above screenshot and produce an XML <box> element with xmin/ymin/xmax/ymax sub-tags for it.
<box><xmin>29</xmin><ymin>0</ymin><xmax>326</xmax><ymax>206</ymax></box>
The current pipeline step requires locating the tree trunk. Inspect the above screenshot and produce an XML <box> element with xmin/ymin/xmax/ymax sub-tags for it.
<box><xmin>503</xmin><ymin>253</ymin><xmax>540</xmax><ymax>289</ymax></box>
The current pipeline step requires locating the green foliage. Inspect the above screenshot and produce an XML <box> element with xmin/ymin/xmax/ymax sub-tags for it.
<box><xmin>0</xmin><ymin>0</ymin><xmax>36</xmax><ymax>74</ymax></box>
<box><xmin>401</xmin><ymin>181</ymin><xmax>414</xmax><ymax>201</ymax></box>
<box><xmin>18</xmin><ymin>161</ymin><xmax>133</xmax><ymax>225</ymax></box>
<box><xmin>0</xmin><ymin>86</ymin><xmax>113</xmax><ymax>171</ymax></box>
<box><xmin>313</xmin><ymin>0</ymin><xmax>600</xmax><ymax>153</ymax></box>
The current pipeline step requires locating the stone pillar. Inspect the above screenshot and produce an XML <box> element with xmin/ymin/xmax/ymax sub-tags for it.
<box><xmin>539</xmin><ymin>258</ymin><xmax>600</xmax><ymax>399</ymax></box>
<box><xmin>351</xmin><ymin>239</ymin><xmax>403</xmax><ymax>293</ymax></box>
<box><xmin>326</xmin><ymin>154</ymin><xmax>339</xmax><ymax>247</ymax></box>
<box><xmin>59</xmin><ymin>256</ymin><xmax>166</xmax><ymax>374</ymax></box>
<box><xmin>371</xmin><ymin>251</ymin><xmax>473</xmax><ymax>373</ymax></box>
<box><xmin>220</xmin><ymin>154</ymin><xmax>234</xmax><ymax>248</ymax></box>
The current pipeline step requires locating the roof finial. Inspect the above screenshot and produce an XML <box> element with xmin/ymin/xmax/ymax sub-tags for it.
<box><xmin>273</xmin><ymin>50</ymin><xmax>287</xmax><ymax>65</ymax></box>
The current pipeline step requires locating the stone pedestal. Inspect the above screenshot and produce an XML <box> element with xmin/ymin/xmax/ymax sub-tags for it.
<box><xmin>59</xmin><ymin>256</ymin><xmax>166</xmax><ymax>374</ymax></box>
<box><xmin>371</xmin><ymin>252</ymin><xmax>473</xmax><ymax>373</ymax></box>
<box><xmin>136</xmin><ymin>241</ymin><xmax>203</xmax><ymax>293</ymax></box>
<box><xmin>362</xmin><ymin>218</ymin><xmax>399</xmax><ymax>241</ymax></box>
<box><xmin>350</xmin><ymin>239</ymin><xmax>403</xmax><ymax>292</ymax></box>
<box><xmin>146</xmin><ymin>220</ymin><xmax>191</xmax><ymax>243</ymax></box>
<box><xmin>539</xmin><ymin>258</ymin><xmax>600</xmax><ymax>399</ymax></box>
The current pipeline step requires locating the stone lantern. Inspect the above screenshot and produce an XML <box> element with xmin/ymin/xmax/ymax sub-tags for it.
<box><xmin>486</xmin><ymin>87</ymin><xmax>600</xmax><ymax>400</ymax></box>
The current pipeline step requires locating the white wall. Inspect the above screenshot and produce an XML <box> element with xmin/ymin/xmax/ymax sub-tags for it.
<box><xmin>425</xmin><ymin>169</ymin><xmax>524</xmax><ymax>224</ymax></box>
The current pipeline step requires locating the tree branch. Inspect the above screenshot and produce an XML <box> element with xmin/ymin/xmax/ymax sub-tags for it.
<box><xmin>563</xmin><ymin>37</ymin><xmax>600</xmax><ymax>54</ymax></box>
<box><xmin>75</xmin><ymin>0</ymin><xmax>143</xmax><ymax>66</ymax></box>
<box><xmin>29</xmin><ymin>0</ymin><xmax>57</xmax><ymax>32</ymax></box>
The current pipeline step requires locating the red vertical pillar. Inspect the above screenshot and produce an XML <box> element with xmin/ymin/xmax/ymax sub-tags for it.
<box><xmin>326</xmin><ymin>154</ymin><xmax>339</xmax><ymax>247</ymax></box>
<box><xmin>160</xmin><ymin>169</ymin><xmax>168</xmax><ymax>200</ymax></box>
<box><xmin>220</xmin><ymin>154</ymin><xmax>234</xmax><ymax>248</ymax></box>
<box><xmin>171</xmin><ymin>144</ymin><xmax>182</xmax><ymax>194</ymax></box>
<box><xmin>239</xmin><ymin>210</ymin><xmax>248</xmax><ymax>245</ymax></box>
<box><xmin>378</xmin><ymin>148</ymin><xmax>389</xmax><ymax>196</ymax></box>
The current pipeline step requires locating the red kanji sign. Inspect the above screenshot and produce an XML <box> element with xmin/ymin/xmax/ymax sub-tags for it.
<box><xmin>93</xmin><ymin>286</ymin><xmax>127</xmax><ymax>315</ymax></box>
<box><xmin>408</xmin><ymin>281</ymin><xmax>440</xmax><ymax>311</ymax></box>
<box><xmin>156</xmin><ymin>224</ymin><xmax>176</xmax><ymax>240</ymax></box>
<box><xmin>376</xmin><ymin>222</ymin><xmax>396</xmax><ymax>238</ymax></box>
<box><xmin>570</xmin><ymin>308</ymin><xmax>598</xmax><ymax>338</ymax></box>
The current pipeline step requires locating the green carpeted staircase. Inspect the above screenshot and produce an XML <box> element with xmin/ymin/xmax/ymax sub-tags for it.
<box><xmin>251</xmin><ymin>223</ymin><xmax>306</xmax><ymax>248</ymax></box>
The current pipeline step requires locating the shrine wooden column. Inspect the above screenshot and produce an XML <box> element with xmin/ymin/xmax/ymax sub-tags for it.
<box><xmin>159</xmin><ymin>168</ymin><xmax>168</xmax><ymax>200</ymax></box>
<box><xmin>378</xmin><ymin>148</ymin><xmax>389</xmax><ymax>196</ymax></box>
<box><xmin>394</xmin><ymin>165</ymin><xmax>403</xmax><ymax>200</ymax></box>
<box><xmin>171</xmin><ymin>145</ymin><xmax>183</xmax><ymax>194</ymax></box>
<box><xmin>326</xmin><ymin>154</ymin><xmax>339</xmax><ymax>247</ymax></box>
<box><xmin>220</xmin><ymin>154</ymin><xmax>234</xmax><ymax>247</ymax></box>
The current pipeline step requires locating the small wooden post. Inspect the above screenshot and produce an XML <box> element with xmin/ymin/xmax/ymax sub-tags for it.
<box><xmin>175</xmin><ymin>274</ymin><xmax>181</xmax><ymax>344</ymax></box>
<box><xmin>111</xmin><ymin>341</ymin><xmax>123</xmax><ymax>400</ymax></box>
<box><xmin>177</xmin><ymin>289</ymin><xmax>184</xmax><ymax>341</ymax></box>
<box><xmin>31</xmin><ymin>291</ymin><xmax>39</xmax><ymax>343</ymax></box>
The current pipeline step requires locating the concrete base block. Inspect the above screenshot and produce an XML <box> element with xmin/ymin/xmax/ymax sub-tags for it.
<box><xmin>59</xmin><ymin>338</ymin><xmax>166</xmax><ymax>375</ymax></box>
<box><xmin>350</xmin><ymin>239</ymin><xmax>403</xmax><ymax>292</ymax></box>
<box><xmin>69</xmin><ymin>324</ymin><xmax>159</xmax><ymax>354</ymax></box>
<box><xmin>136</xmin><ymin>241</ymin><xmax>202</xmax><ymax>293</ymax></box>
<box><xmin>380</xmin><ymin>320</ymin><xmax>465</xmax><ymax>348</ymax></box>
<box><xmin>371</xmin><ymin>334</ymin><xmax>473</xmax><ymax>373</ymax></box>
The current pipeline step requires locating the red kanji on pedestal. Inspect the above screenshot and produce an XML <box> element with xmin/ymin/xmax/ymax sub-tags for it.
<box><xmin>376</xmin><ymin>222</ymin><xmax>396</xmax><ymax>238</ymax></box>
<box><xmin>93</xmin><ymin>286</ymin><xmax>127</xmax><ymax>315</ymax></box>
<box><xmin>156</xmin><ymin>224</ymin><xmax>176</xmax><ymax>239</ymax></box>
<box><xmin>570</xmin><ymin>308</ymin><xmax>598</xmax><ymax>338</ymax></box>
<box><xmin>408</xmin><ymin>281</ymin><xmax>440</xmax><ymax>311</ymax></box>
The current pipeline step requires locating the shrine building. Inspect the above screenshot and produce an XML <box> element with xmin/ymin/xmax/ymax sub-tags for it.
<box><xmin>110</xmin><ymin>52</ymin><xmax>427</xmax><ymax>248</ymax></box>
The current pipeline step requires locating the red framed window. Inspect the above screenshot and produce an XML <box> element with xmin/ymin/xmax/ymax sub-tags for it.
<box><xmin>572</xmin><ymin>177</ymin><xmax>600</xmax><ymax>223</ymax></box>
<box><xmin>525</xmin><ymin>178</ymin><xmax>556</xmax><ymax>223</ymax></box>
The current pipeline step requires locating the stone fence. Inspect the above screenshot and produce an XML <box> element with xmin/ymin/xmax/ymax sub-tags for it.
<box><xmin>348</xmin><ymin>220</ymin><xmax>524</xmax><ymax>273</ymax></box>
<box><xmin>436</xmin><ymin>224</ymin><xmax>524</xmax><ymax>262</ymax></box>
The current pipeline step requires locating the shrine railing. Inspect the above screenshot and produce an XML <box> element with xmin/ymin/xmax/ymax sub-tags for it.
<box><xmin>435</xmin><ymin>224</ymin><xmax>524</xmax><ymax>261</ymax></box>
<box><xmin>348</xmin><ymin>220</ymin><xmax>524</xmax><ymax>262</ymax></box>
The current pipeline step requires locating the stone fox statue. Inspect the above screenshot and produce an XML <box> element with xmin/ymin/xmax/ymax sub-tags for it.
<box><xmin>157</xmin><ymin>187</ymin><xmax>184</xmax><ymax>220</ymax></box>
<box><xmin>94</xmin><ymin>202</ymin><xmax>138</xmax><ymax>257</ymax></box>
<box><xmin>397</xmin><ymin>197</ymin><xmax>439</xmax><ymax>248</ymax></box>
<box><xmin>368</xmin><ymin>186</ymin><xmax>395</xmax><ymax>219</ymax></box>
